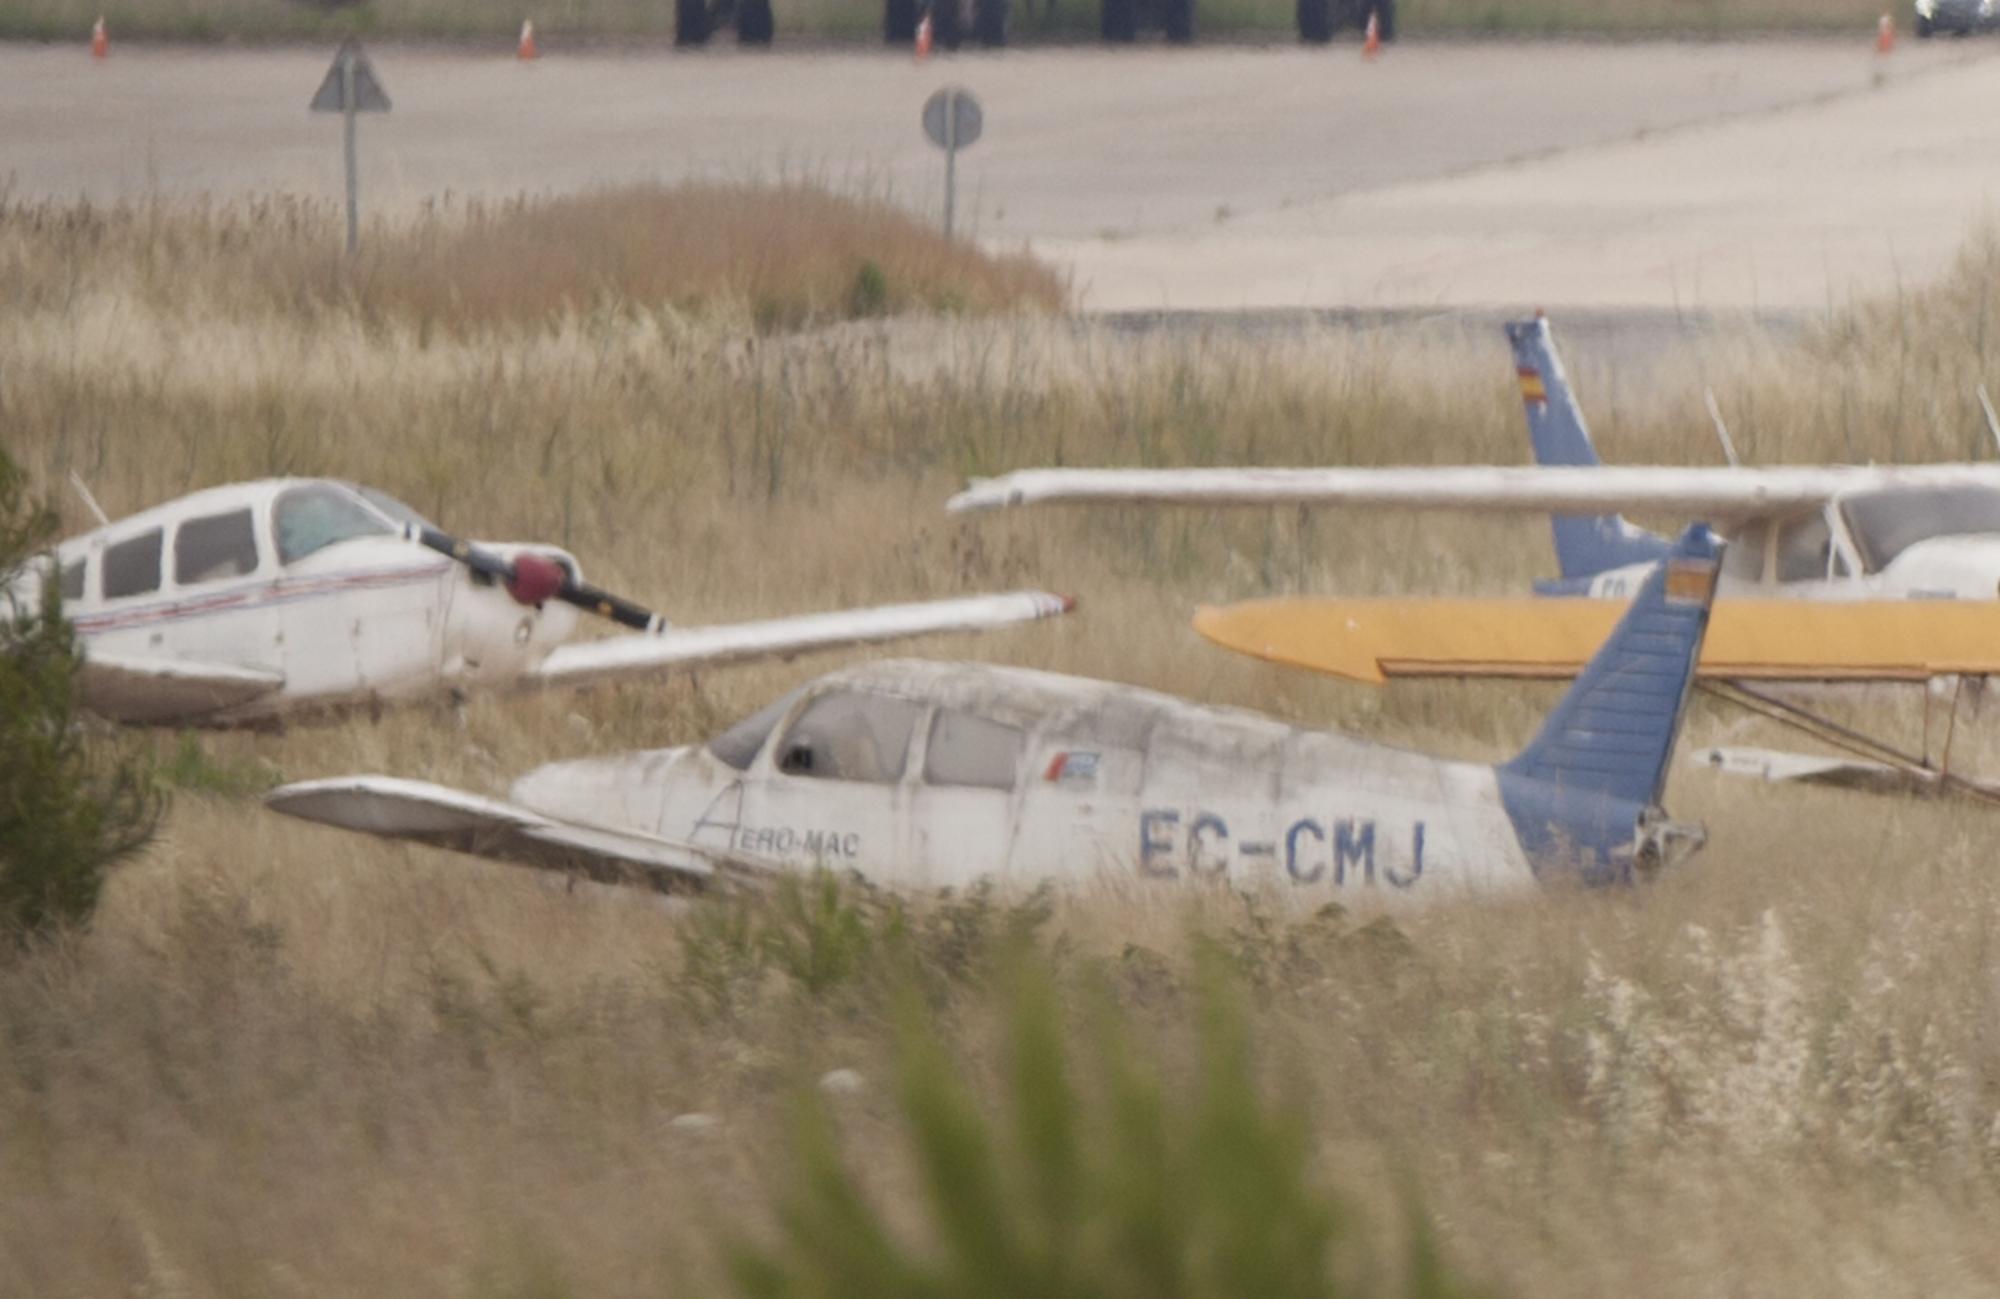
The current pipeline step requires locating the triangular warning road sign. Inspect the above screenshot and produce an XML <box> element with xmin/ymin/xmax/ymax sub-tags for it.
<box><xmin>309</xmin><ymin>40</ymin><xmax>391</xmax><ymax>113</ymax></box>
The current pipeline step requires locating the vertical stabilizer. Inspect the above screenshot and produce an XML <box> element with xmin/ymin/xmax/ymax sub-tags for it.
<box><xmin>1497</xmin><ymin>523</ymin><xmax>1722</xmax><ymax>881</ymax></box>
<box><xmin>1507</xmin><ymin>315</ymin><xmax>1672</xmax><ymax>582</ymax></box>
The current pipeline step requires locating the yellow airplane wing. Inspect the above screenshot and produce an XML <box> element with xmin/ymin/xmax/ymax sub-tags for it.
<box><xmin>1193</xmin><ymin>598</ymin><xmax>2000</xmax><ymax>685</ymax></box>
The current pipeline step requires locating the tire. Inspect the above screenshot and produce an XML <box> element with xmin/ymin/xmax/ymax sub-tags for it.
<box><xmin>885</xmin><ymin>0</ymin><xmax>919</xmax><ymax>40</ymax></box>
<box><xmin>735</xmin><ymin>0</ymin><xmax>774</xmax><ymax>43</ymax></box>
<box><xmin>675</xmin><ymin>0</ymin><xmax>713</xmax><ymax>44</ymax></box>
<box><xmin>1162</xmin><ymin>0</ymin><xmax>1193</xmax><ymax>42</ymax></box>
<box><xmin>1298</xmin><ymin>0</ymin><xmax>1332</xmax><ymax>41</ymax></box>
<box><xmin>1102</xmin><ymin>0</ymin><xmax>1137</xmax><ymax>41</ymax></box>
<box><xmin>934</xmin><ymin>0</ymin><xmax>965</xmax><ymax>48</ymax></box>
<box><xmin>974</xmin><ymin>0</ymin><xmax>1008</xmax><ymax>45</ymax></box>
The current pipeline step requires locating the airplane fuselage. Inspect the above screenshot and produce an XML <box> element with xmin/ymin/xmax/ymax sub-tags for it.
<box><xmin>23</xmin><ymin>479</ymin><xmax>580</xmax><ymax>724</ymax></box>
<box><xmin>505</xmin><ymin>660</ymin><xmax>1547</xmax><ymax>903</ymax></box>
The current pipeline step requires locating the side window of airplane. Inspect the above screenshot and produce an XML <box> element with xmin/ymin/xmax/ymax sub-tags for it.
<box><xmin>707</xmin><ymin>688</ymin><xmax>805</xmax><ymax>772</ymax></box>
<box><xmin>59</xmin><ymin>558</ymin><xmax>86</xmax><ymax>602</ymax></box>
<box><xmin>1723</xmin><ymin>520</ymin><xmax>1770</xmax><ymax>582</ymax></box>
<box><xmin>1775</xmin><ymin>513</ymin><xmax>1832</xmax><ymax>583</ymax></box>
<box><xmin>274</xmin><ymin>486</ymin><xmax>392</xmax><ymax>566</ymax></box>
<box><xmin>101</xmin><ymin>529</ymin><xmax>163</xmax><ymax>600</ymax></box>
<box><xmin>924</xmin><ymin>709</ymin><xmax>1025</xmax><ymax>791</ymax></box>
<box><xmin>174</xmin><ymin>508</ymin><xmax>259</xmax><ymax>586</ymax></box>
<box><xmin>776</xmin><ymin>690</ymin><xmax>922</xmax><ymax>784</ymax></box>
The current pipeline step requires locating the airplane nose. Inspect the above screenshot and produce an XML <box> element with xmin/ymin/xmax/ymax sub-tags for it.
<box><xmin>506</xmin><ymin>552</ymin><xmax>566</xmax><ymax>607</ymax></box>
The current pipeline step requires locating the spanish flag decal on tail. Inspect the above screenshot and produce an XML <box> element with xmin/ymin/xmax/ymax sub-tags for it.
<box><xmin>1665</xmin><ymin>554</ymin><xmax>1719</xmax><ymax>606</ymax></box>
<box><xmin>1517</xmin><ymin>366</ymin><xmax>1547</xmax><ymax>406</ymax></box>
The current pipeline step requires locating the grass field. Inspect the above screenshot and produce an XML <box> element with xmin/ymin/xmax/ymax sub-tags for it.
<box><xmin>2</xmin><ymin>0</ymin><xmax>1902</xmax><ymax>42</ymax></box>
<box><xmin>7</xmin><ymin>191</ymin><xmax>2000</xmax><ymax>1295</ymax></box>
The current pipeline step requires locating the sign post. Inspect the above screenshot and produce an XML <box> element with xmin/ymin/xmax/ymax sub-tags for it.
<box><xmin>921</xmin><ymin>87</ymin><xmax>983</xmax><ymax>241</ymax></box>
<box><xmin>309</xmin><ymin>40</ymin><xmax>392</xmax><ymax>255</ymax></box>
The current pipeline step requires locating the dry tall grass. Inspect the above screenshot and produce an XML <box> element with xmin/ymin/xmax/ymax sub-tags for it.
<box><xmin>6</xmin><ymin>198</ymin><xmax>2000</xmax><ymax>1295</ymax></box>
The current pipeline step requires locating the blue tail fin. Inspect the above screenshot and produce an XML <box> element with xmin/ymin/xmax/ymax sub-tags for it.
<box><xmin>1507</xmin><ymin>315</ymin><xmax>1672</xmax><ymax>584</ymax></box>
<box><xmin>1497</xmin><ymin>524</ymin><xmax>1722</xmax><ymax>881</ymax></box>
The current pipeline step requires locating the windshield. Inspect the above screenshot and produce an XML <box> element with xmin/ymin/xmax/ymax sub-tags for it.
<box><xmin>274</xmin><ymin>484</ymin><xmax>395</xmax><ymax>566</ymax></box>
<box><xmin>1841</xmin><ymin>486</ymin><xmax>2000</xmax><ymax>573</ymax></box>
<box><xmin>707</xmin><ymin>687</ymin><xmax>806</xmax><ymax>771</ymax></box>
<box><xmin>353</xmin><ymin>485</ymin><xmax>436</xmax><ymax>531</ymax></box>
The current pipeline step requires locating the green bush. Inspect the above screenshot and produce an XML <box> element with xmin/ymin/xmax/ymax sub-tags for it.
<box><xmin>731</xmin><ymin>959</ymin><xmax>1489</xmax><ymax>1299</ymax></box>
<box><xmin>0</xmin><ymin>450</ymin><xmax>160</xmax><ymax>944</ymax></box>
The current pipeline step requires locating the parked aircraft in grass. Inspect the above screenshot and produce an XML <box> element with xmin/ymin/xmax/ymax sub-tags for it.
<box><xmin>12</xmin><ymin>477</ymin><xmax>1072</xmax><ymax>726</ymax></box>
<box><xmin>949</xmin><ymin>315</ymin><xmax>2000</xmax><ymax>800</ymax></box>
<box><xmin>267</xmin><ymin>525</ymin><xmax>1724</xmax><ymax>902</ymax></box>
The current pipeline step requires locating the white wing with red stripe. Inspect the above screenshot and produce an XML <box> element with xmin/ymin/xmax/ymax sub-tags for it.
<box><xmin>947</xmin><ymin>464</ymin><xmax>2000</xmax><ymax>521</ymax></box>
<box><xmin>528</xmin><ymin>590</ymin><xmax>1073</xmax><ymax>693</ymax></box>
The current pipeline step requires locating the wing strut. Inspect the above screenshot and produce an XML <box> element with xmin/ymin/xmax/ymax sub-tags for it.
<box><xmin>1697</xmin><ymin>677</ymin><xmax>2000</xmax><ymax>804</ymax></box>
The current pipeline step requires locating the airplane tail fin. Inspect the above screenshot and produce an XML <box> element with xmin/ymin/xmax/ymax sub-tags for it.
<box><xmin>1497</xmin><ymin>523</ymin><xmax>1722</xmax><ymax>880</ymax></box>
<box><xmin>1507</xmin><ymin>314</ymin><xmax>1672</xmax><ymax>583</ymax></box>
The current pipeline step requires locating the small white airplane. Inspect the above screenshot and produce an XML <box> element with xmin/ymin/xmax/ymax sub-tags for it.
<box><xmin>949</xmin><ymin>315</ymin><xmax>2000</xmax><ymax>605</ymax></box>
<box><xmin>15</xmin><ymin>477</ymin><xmax>1073</xmax><ymax>726</ymax></box>
<box><xmin>266</xmin><ymin>525</ymin><xmax>1724</xmax><ymax>903</ymax></box>
<box><xmin>947</xmin><ymin>314</ymin><xmax>2000</xmax><ymax>801</ymax></box>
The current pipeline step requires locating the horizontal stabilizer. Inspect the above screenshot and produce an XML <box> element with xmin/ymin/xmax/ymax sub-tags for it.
<box><xmin>80</xmin><ymin>652</ymin><xmax>285</xmax><ymax>725</ymax></box>
<box><xmin>949</xmin><ymin>463</ymin><xmax>2000</xmax><ymax>522</ymax></box>
<box><xmin>265</xmin><ymin>776</ymin><xmax>741</xmax><ymax>889</ymax></box>
<box><xmin>1193</xmin><ymin>597</ymin><xmax>2000</xmax><ymax>685</ymax></box>
<box><xmin>1688</xmin><ymin>745</ymin><xmax>2000</xmax><ymax>799</ymax></box>
<box><xmin>531</xmin><ymin>590</ymin><xmax>1073</xmax><ymax>692</ymax></box>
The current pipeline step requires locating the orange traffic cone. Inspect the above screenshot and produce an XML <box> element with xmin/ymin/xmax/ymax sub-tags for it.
<box><xmin>90</xmin><ymin>15</ymin><xmax>107</xmax><ymax>58</ymax></box>
<box><xmin>1876</xmin><ymin>12</ymin><xmax>1894</xmax><ymax>53</ymax></box>
<box><xmin>915</xmin><ymin>11</ymin><xmax>932</xmax><ymax>59</ymax></box>
<box><xmin>518</xmin><ymin>18</ymin><xmax>539</xmax><ymax>59</ymax></box>
<box><xmin>1362</xmin><ymin>8</ymin><xmax>1380</xmax><ymax>58</ymax></box>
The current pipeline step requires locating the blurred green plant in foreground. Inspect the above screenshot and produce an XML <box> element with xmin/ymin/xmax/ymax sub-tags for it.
<box><xmin>732</xmin><ymin>950</ymin><xmax>1487</xmax><ymax>1299</ymax></box>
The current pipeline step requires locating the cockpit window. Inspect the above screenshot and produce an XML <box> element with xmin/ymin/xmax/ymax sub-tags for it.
<box><xmin>1842</xmin><ymin>486</ymin><xmax>2000</xmax><ymax>574</ymax></box>
<box><xmin>274</xmin><ymin>485</ymin><xmax>393</xmax><ymax>566</ymax></box>
<box><xmin>923</xmin><ymin>710</ymin><xmax>1024</xmax><ymax>790</ymax></box>
<box><xmin>776</xmin><ymin>690</ymin><xmax>921</xmax><ymax>785</ymax></box>
<box><xmin>707</xmin><ymin>688</ymin><xmax>804</xmax><ymax>771</ymax></box>
<box><xmin>101</xmin><ymin>529</ymin><xmax>163</xmax><ymax>599</ymax></box>
<box><xmin>175</xmin><ymin>508</ymin><xmax>259</xmax><ymax>586</ymax></box>
<box><xmin>353</xmin><ymin>486</ymin><xmax>434</xmax><ymax>531</ymax></box>
<box><xmin>1774</xmin><ymin>512</ymin><xmax>1831</xmax><ymax>583</ymax></box>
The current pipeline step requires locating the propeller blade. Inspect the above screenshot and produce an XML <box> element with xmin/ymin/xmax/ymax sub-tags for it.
<box><xmin>404</xmin><ymin>524</ymin><xmax>667</xmax><ymax>634</ymax></box>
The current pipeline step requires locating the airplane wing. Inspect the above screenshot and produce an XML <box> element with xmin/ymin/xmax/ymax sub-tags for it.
<box><xmin>1192</xmin><ymin>596</ymin><xmax>2000</xmax><ymax>685</ymax></box>
<box><xmin>265</xmin><ymin>776</ymin><xmax>761</xmax><ymax>890</ymax></box>
<box><xmin>947</xmin><ymin>464</ymin><xmax>2000</xmax><ymax>520</ymax></box>
<box><xmin>79</xmin><ymin>651</ymin><xmax>286</xmax><ymax>724</ymax></box>
<box><xmin>529</xmin><ymin>590</ymin><xmax>1073</xmax><ymax>693</ymax></box>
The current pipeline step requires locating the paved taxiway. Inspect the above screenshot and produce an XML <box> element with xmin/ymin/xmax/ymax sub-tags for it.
<box><xmin>5</xmin><ymin>39</ymin><xmax>1995</xmax><ymax>311</ymax></box>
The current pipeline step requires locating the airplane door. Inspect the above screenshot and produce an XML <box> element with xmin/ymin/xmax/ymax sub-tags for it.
<box><xmin>906</xmin><ymin>708</ymin><xmax>1026</xmax><ymax>890</ymax></box>
<box><xmin>739</xmin><ymin>688</ymin><xmax>921</xmax><ymax>883</ymax></box>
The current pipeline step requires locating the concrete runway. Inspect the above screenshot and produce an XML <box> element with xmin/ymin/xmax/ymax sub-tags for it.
<box><xmin>6</xmin><ymin>38</ymin><xmax>1998</xmax><ymax>312</ymax></box>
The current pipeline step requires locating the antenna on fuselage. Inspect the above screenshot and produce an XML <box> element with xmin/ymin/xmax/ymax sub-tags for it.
<box><xmin>1977</xmin><ymin>385</ymin><xmax>2000</xmax><ymax>456</ymax></box>
<box><xmin>1703</xmin><ymin>388</ymin><xmax>1741</xmax><ymax>468</ymax></box>
<box><xmin>68</xmin><ymin>473</ymin><xmax>110</xmax><ymax>527</ymax></box>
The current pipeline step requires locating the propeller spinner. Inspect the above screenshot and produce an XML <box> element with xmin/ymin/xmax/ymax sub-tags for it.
<box><xmin>404</xmin><ymin>524</ymin><xmax>667</xmax><ymax>634</ymax></box>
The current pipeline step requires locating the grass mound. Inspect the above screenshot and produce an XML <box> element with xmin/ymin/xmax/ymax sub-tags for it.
<box><xmin>0</xmin><ymin>185</ymin><xmax>1065</xmax><ymax>336</ymax></box>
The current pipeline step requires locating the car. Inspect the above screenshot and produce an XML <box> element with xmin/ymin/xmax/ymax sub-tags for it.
<box><xmin>1915</xmin><ymin>0</ymin><xmax>1995</xmax><ymax>36</ymax></box>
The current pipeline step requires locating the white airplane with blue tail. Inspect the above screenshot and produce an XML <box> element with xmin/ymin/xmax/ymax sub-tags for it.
<box><xmin>267</xmin><ymin>524</ymin><xmax>1724</xmax><ymax>901</ymax></box>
